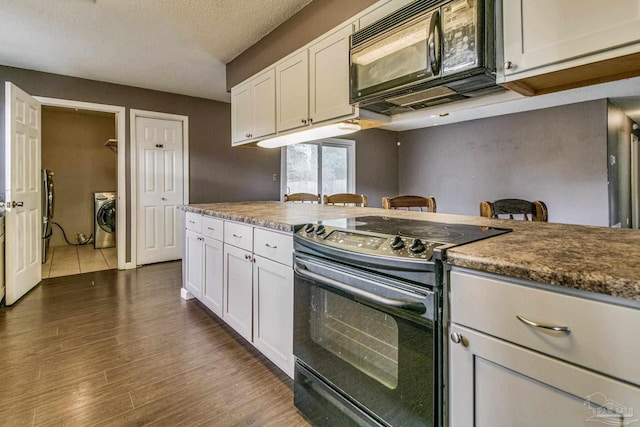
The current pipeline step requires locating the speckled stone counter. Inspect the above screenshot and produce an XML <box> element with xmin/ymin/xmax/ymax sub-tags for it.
<box><xmin>180</xmin><ymin>202</ymin><xmax>640</xmax><ymax>303</ymax></box>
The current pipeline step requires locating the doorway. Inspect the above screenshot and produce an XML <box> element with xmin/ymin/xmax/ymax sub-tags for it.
<box><xmin>40</xmin><ymin>106</ymin><xmax>118</xmax><ymax>278</ymax></box>
<box><xmin>36</xmin><ymin>96</ymin><xmax>128</xmax><ymax>271</ymax></box>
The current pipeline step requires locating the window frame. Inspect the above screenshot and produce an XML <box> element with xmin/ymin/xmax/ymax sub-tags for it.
<box><xmin>280</xmin><ymin>138</ymin><xmax>356</xmax><ymax>201</ymax></box>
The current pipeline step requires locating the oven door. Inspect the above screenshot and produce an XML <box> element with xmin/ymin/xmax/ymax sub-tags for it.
<box><xmin>293</xmin><ymin>254</ymin><xmax>437</xmax><ymax>427</ymax></box>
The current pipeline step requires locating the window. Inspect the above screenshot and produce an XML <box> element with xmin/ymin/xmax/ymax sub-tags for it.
<box><xmin>281</xmin><ymin>138</ymin><xmax>355</xmax><ymax>199</ymax></box>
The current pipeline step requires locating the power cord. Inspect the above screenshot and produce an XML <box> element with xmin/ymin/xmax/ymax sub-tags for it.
<box><xmin>51</xmin><ymin>222</ymin><xmax>94</xmax><ymax>246</ymax></box>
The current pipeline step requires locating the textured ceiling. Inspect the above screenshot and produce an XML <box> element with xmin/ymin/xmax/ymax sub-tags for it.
<box><xmin>0</xmin><ymin>0</ymin><xmax>313</xmax><ymax>102</ymax></box>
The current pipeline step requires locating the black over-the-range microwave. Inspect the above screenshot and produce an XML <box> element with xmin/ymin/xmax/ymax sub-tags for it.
<box><xmin>349</xmin><ymin>0</ymin><xmax>503</xmax><ymax>116</ymax></box>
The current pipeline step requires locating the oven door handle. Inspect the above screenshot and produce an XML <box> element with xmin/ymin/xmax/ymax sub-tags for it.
<box><xmin>294</xmin><ymin>264</ymin><xmax>427</xmax><ymax>315</ymax></box>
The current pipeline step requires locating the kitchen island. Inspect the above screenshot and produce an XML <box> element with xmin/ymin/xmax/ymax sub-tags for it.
<box><xmin>181</xmin><ymin>201</ymin><xmax>640</xmax><ymax>426</ymax></box>
<box><xmin>182</xmin><ymin>201</ymin><xmax>640</xmax><ymax>302</ymax></box>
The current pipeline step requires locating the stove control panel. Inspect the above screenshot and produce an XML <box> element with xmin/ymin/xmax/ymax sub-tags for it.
<box><xmin>297</xmin><ymin>223</ymin><xmax>441</xmax><ymax>260</ymax></box>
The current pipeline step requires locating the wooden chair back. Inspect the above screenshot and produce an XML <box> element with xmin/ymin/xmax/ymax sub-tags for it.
<box><xmin>283</xmin><ymin>193</ymin><xmax>321</xmax><ymax>203</ymax></box>
<box><xmin>382</xmin><ymin>195</ymin><xmax>437</xmax><ymax>212</ymax></box>
<box><xmin>323</xmin><ymin>193</ymin><xmax>368</xmax><ymax>207</ymax></box>
<box><xmin>480</xmin><ymin>199</ymin><xmax>548</xmax><ymax>221</ymax></box>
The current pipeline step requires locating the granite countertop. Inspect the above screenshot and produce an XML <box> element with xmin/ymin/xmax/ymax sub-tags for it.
<box><xmin>181</xmin><ymin>202</ymin><xmax>640</xmax><ymax>303</ymax></box>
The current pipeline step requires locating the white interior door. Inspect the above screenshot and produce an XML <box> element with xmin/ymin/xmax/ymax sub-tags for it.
<box><xmin>4</xmin><ymin>82</ymin><xmax>41</xmax><ymax>305</ymax></box>
<box><xmin>136</xmin><ymin>116</ymin><xmax>183</xmax><ymax>265</ymax></box>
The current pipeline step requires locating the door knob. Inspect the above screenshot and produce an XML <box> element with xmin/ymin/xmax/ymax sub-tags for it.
<box><xmin>161</xmin><ymin>197</ymin><xmax>167</xmax><ymax>201</ymax></box>
<box><xmin>450</xmin><ymin>332</ymin><xmax>464</xmax><ymax>345</ymax></box>
<box><xmin>12</xmin><ymin>201</ymin><xmax>23</xmax><ymax>208</ymax></box>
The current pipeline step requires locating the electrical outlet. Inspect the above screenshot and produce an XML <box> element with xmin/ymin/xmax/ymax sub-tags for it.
<box><xmin>272</xmin><ymin>174</ymin><xmax>278</xmax><ymax>182</ymax></box>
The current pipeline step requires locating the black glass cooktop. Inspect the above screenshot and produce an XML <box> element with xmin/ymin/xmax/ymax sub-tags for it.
<box><xmin>317</xmin><ymin>216</ymin><xmax>511</xmax><ymax>245</ymax></box>
<box><xmin>295</xmin><ymin>216</ymin><xmax>511</xmax><ymax>263</ymax></box>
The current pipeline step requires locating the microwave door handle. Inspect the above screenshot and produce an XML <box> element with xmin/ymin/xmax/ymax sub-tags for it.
<box><xmin>428</xmin><ymin>10</ymin><xmax>441</xmax><ymax>75</ymax></box>
<box><xmin>294</xmin><ymin>263</ymin><xmax>427</xmax><ymax>314</ymax></box>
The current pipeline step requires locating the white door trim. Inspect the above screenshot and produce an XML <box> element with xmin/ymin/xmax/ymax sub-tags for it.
<box><xmin>130</xmin><ymin>109</ymin><xmax>189</xmax><ymax>267</ymax></box>
<box><xmin>34</xmin><ymin>96</ymin><xmax>130</xmax><ymax>269</ymax></box>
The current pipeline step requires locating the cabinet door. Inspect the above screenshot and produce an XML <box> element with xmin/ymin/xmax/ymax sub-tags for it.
<box><xmin>184</xmin><ymin>230</ymin><xmax>203</xmax><ymax>300</ymax></box>
<box><xmin>223</xmin><ymin>243</ymin><xmax>253</xmax><ymax>342</ymax></box>
<box><xmin>231</xmin><ymin>81</ymin><xmax>252</xmax><ymax>145</ymax></box>
<box><xmin>502</xmin><ymin>0</ymin><xmax>640</xmax><ymax>78</ymax></box>
<box><xmin>251</xmin><ymin>68</ymin><xmax>276</xmax><ymax>139</ymax></box>
<box><xmin>309</xmin><ymin>24</ymin><xmax>355</xmax><ymax>124</ymax></box>
<box><xmin>448</xmin><ymin>324</ymin><xmax>639</xmax><ymax>427</ymax></box>
<box><xmin>276</xmin><ymin>50</ymin><xmax>309</xmax><ymax>132</ymax></box>
<box><xmin>202</xmin><ymin>236</ymin><xmax>223</xmax><ymax>317</ymax></box>
<box><xmin>252</xmin><ymin>256</ymin><xmax>294</xmax><ymax>378</ymax></box>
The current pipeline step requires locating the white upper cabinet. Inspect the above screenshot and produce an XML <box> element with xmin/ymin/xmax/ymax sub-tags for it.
<box><xmin>276</xmin><ymin>51</ymin><xmax>310</xmax><ymax>132</ymax></box>
<box><xmin>251</xmin><ymin>69</ymin><xmax>276</xmax><ymax>138</ymax></box>
<box><xmin>309</xmin><ymin>24</ymin><xmax>355</xmax><ymax>124</ymax></box>
<box><xmin>231</xmin><ymin>68</ymin><xmax>276</xmax><ymax>145</ymax></box>
<box><xmin>500</xmin><ymin>0</ymin><xmax>640</xmax><ymax>95</ymax></box>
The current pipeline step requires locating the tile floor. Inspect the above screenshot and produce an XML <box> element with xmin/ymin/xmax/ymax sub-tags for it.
<box><xmin>42</xmin><ymin>245</ymin><xmax>117</xmax><ymax>278</ymax></box>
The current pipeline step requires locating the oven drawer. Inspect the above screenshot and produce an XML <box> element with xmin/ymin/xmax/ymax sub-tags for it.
<box><xmin>185</xmin><ymin>212</ymin><xmax>202</xmax><ymax>233</ymax></box>
<box><xmin>224</xmin><ymin>221</ymin><xmax>253</xmax><ymax>251</ymax></box>
<box><xmin>202</xmin><ymin>216</ymin><xmax>223</xmax><ymax>241</ymax></box>
<box><xmin>254</xmin><ymin>228</ymin><xmax>293</xmax><ymax>267</ymax></box>
<box><xmin>450</xmin><ymin>269</ymin><xmax>640</xmax><ymax>386</ymax></box>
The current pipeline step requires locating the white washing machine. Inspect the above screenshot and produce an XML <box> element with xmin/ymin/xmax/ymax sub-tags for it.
<box><xmin>94</xmin><ymin>192</ymin><xmax>116</xmax><ymax>249</ymax></box>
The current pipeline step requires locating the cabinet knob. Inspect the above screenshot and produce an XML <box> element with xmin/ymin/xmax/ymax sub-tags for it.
<box><xmin>308</xmin><ymin>118</ymin><xmax>313</xmax><ymax>124</ymax></box>
<box><xmin>504</xmin><ymin>61</ymin><xmax>514</xmax><ymax>70</ymax></box>
<box><xmin>301</xmin><ymin>118</ymin><xmax>307</xmax><ymax>124</ymax></box>
<box><xmin>450</xmin><ymin>332</ymin><xmax>464</xmax><ymax>345</ymax></box>
<box><xmin>245</xmin><ymin>133</ymin><xmax>250</xmax><ymax>138</ymax></box>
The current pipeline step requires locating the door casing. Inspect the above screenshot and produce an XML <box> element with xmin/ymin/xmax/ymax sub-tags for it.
<box><xmin>35</xmin><ymin>96</ymin><xmax>129</xmax><ymax>269</ymax></box>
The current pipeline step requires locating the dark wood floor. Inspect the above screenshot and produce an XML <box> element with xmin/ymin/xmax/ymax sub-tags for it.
<box><xmin>0</xmin><ymin>261</ymin><xmax>310</xmax><ymax>426</ymax></box>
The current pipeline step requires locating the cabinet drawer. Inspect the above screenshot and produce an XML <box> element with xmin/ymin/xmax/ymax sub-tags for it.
<box><xmin>450</xmin><ymin>269</ymin><xmax>640</xmax><ymax>386</ymax></box>
<box><xmin>224</xmin><ymin>221</ymin><xmax>253</xmax><ymax>251</ymax></box>
<box><xmin>202</xmin><ymin>216</ymin><xmax>223</xmax><ymax>241</ymax></box>
<box><xmin>185</xmin><ymin>212</ymin><xmax>202</xmax><ymax>233</ymax></box>
<box><xmin>254</xmin><ymin>228</ymin><xmax>293</xmax><ymax>267</ymax></box>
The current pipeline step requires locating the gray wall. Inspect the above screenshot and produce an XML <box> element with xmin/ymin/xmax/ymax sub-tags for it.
<box><xmin>353</xmin><ymin>128</ymin><xmax>400</xmax><ymax>208</ymax></box>
<box><xmin>397</xmin><ymin>100</ymin><xmax>610</xmax><ymax>226</ymax></box>
<box><xmin>226</xmin><ymin>0</ymin><xmax>376</xmax><ymax>89</ymax></box>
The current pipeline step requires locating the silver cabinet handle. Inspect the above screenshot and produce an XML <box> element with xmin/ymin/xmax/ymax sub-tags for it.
<box><xmin>232</xmin><ymin>234</ymin><xmax>242</xmax><ymax>238</ymax></box>
<box><xmin>207</xmin><ymin>227</ymin><xmax>215</xmax><ymax>231</ymax></box>
<box><xmin>516</xmin><ymin>315</ymin><xmax>571</xmax><ymax>333</ymax></box>
<box><xmin>265</xmin><ymin>243</ymin><xmax>277</xmax><ymax>249</ymax></box>
<box><xmin>504</xmin><ymin>61</ymin><xmax>514</xmax><ymax>70</ymax></box>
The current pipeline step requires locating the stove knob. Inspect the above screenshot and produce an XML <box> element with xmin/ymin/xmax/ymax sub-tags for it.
<box><xmin>304</xmin><ymin>223</ymin><xmax>315</xmax><ymax>234</ymax></box>
<box><xmin>315</xmin><ymin>224</ymin><xmax>326</xmax><ymax>236</ymax></box>
<box><xmin>390</xmin><ymin>236</ymin><xmax>404</xmax><ymax>250</ymax></box>
<box><xmin>409</xmin><ymin>238</ymin><xmax>426</xmax><ymax>254</ymax></box>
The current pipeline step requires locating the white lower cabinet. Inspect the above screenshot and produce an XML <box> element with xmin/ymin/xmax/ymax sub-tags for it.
<box><xmin>223</xmin><ymin>243</ymin><xmax>254</xmax><ymax>342</ymax></box>
<box><xmin>184</xmin><ymin>215</ymin><xmax>295</xmax><ymax>378</ymax></box>
<box><xmin>252</xmin><ymin>255</ymin><xmax>294</xmax><ymax>377</ymax></box>
<box><xmin>183</xmin><ymin>214</ymin><xmax>224</xmax><ymax>316</ymax></box>
<box><xmin>184</xmin><ymin>229</ymin><xmax>204</xmax><ymax>300</ymax></box>
<box><xmin>448</xmin><ymin>268</ymin><xmax>640</xmax><ymax>426</ymax></box>
<box><xmin>201</xmin><ymin>237</ymin><xmax>223</xmax><ymax>317</ymax></box>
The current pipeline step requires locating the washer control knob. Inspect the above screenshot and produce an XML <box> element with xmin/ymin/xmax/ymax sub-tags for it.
<box><xmin>390</xmin><ymin>236</ymin><xmax>404</xmax><ymax>250</ymax></box>
<box><xmin>409</xmin><ymin>238</ymin><xmax>425</xmax><ymax>254</ymax></box>
<box><xmin>304</xmin><ymin>223</ymin><xmax>315</xmax><ymax>234</ymax></box>
<box><xmin>315</xmin><ymin>225</ymin><xmax>326</xmax><ymax>236</ymax></box>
